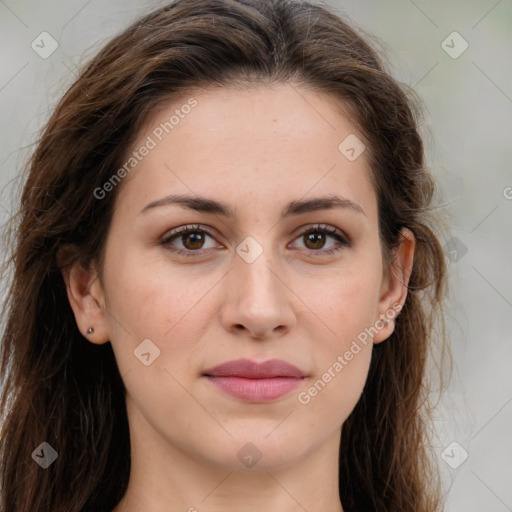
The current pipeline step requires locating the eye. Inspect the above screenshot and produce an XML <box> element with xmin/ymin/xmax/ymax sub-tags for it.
<box><xmin>160</xmin><ymin>224</ymin><xmax>220</xmax><ymax>257</ymax></box>
<box><xmin>290</xmin><ymin>224</ymin><xmax>350</xmax><ymax>256</ymax></box>
<box><xmin>160</xmin><ymin>223</ymin><xmax>350</xmax><ymax>258</ymax></box>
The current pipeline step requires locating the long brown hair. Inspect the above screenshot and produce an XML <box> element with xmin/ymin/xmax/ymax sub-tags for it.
<box><xmin>0</xmin><ymin>1</ymin><xmax>450</xmax><ymax>510</ymax></box>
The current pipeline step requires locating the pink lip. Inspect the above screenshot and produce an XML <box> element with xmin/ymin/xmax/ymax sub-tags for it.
<box><xmin>202</xmin><ymin>358</ymin><xmax>306</xmax><ymax>402</ymax></box>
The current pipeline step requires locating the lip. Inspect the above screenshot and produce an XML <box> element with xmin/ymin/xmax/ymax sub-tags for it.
<box><xmin>202</xmin><ymin>358</ymin><xmax>306</xmax><ymax>402</ymax></box>
<box><xmin>203</xmin><ymin>358</ymin><xmax>305</xmax><ymax>378</ymax></box>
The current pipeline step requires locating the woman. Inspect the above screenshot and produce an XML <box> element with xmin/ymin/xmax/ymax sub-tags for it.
<box><xmin>0</xmin><ymin>0</ymin><xmax>450</xmax><ymax>510</ymax></box>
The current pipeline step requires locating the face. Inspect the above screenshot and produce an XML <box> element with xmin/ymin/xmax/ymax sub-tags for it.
<box><xmin>65</xmin><ymin>82</ymin><xmax>413</xmax><ymax>472</ymax></box>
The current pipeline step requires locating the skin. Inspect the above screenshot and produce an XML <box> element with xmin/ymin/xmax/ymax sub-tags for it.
<box><xmin>62</xmin><ymin>82</ymin><xmax>415</xmax><ymax>512</ymax></box>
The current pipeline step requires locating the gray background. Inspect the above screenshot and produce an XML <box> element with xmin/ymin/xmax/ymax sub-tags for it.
<box><xmin>1</xmin><ymin>1</ymin><xmax>511</xmax><ymax>510</ymax></box>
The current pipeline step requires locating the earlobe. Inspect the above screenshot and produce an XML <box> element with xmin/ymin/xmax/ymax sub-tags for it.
<box><xmin>58</xmin><ymin>247</ymin><xmax>110</xmax><ymax>345</ymax></box>
<box><xmin>373</xmin><ymin>227</ymin><xmax>415</xmax><ymax>344</ymax></box>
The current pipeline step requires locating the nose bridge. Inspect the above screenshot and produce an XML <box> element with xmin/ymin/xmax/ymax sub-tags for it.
<box><xmin>222</xmin><ymin>241</ymin><xmax>294</xmax><ymax>337</ymax></box>
<box><xmin>234</xmin><ymin>244</ymin><xmax>283</xmax><ymax>307</ymax></box>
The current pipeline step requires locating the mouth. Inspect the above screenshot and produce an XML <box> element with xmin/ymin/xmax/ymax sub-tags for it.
<box><xmin>202</xmin><ymin>358</ymin><xmax>307</xmax><ymax>403</ymax></box>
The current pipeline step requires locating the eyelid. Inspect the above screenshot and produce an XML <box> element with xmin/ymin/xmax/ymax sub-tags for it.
<box><xmin>293</xmin><ymin>223</ymin><xmax>350</xmax><ymax>243</ymax></box>
<box><xmin>289</xmin><ymin>224</ymin><xmax>350</xmax><ymax>256</ymax></box>
<box><xmin>160</xmin><ymin>224</ymin><xmax>221</xmax><ymax>252</ymax></box>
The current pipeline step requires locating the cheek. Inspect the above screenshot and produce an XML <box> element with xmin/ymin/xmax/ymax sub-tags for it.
<box><xmin>103</xmin><ymin>238</ymin><xmax>216</xmax><ymax>335</ymax></box>
<box><xmin>298</xmin><ymin>340</ymin><xmax>373</xmax><ymax>431</ymax></box>
<box><xmin>298</xmin><ymin>262</ymin><xmax>383</xmax><ymax>348</ymax></box>
<box><xmin>101</xmin><ymin>247</ymin><xmax>217</xmax><ymax>379</ymax></box>
<box><xmin>290</xmin><ymin>270</ymin><xmax>380</xmax><ymax>424</ymax></box>
<box><xmin>103</xmin><ymin>261</ymin><xmax>214</xmax><ymax>437</ymax></box>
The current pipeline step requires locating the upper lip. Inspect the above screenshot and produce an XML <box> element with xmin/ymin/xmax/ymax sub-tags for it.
<box><xmin>202</xmin><ymin>358</ymin><xmax>305</xmax><ymax>378</ymax></box>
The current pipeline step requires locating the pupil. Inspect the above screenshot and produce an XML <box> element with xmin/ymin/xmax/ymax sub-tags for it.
<box><xmin>184</xmin><ymin>232</ymin><xmax>204</xmax><ymax>249</ymax></box>
<box><xmin>307</xmin><ymin>233</ymin><xmax>325</xmax><ymax>249</ymax></box>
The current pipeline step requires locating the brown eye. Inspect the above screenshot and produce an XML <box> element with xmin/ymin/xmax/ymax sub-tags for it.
<box><xmin>181</xmin><ymin>231</ymin><xmax>206</xmax><ymax>250</ymax></box>
<box><xmin>161</xmin><ymin>225</ymin><xmax>220</xmax><ymax>257</ymax></box>
<box><xmin>291</xmin><ymin>225</ymin><xmax>350</xmax><ymax>256</ymax></box>
<box><xmin>303</xmin><ymin>232</ymin><xmax>327</xmax><ymax>250</ymax></box>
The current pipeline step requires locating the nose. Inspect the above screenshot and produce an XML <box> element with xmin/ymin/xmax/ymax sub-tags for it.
<box><xmin>220</xmin><ymin>250</ymin><xmax>296</xmax><ymax>340</ymax></box>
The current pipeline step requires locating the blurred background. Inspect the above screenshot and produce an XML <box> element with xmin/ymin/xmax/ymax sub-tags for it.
<box><xmin>0</xmin><ymin>1</ymin><xmax>511</xmax><ymax>510</ymax></box>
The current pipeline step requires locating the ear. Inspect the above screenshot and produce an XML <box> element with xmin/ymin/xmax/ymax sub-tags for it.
<box><xmin>373</xmin><ymin>227</ymin><xmax>415</xmax><ymax>344</ymax></box>
<box><xmin>58</xmin><ymin>246</ymin><xmax>110</xmax><ymax>345</ymax></box>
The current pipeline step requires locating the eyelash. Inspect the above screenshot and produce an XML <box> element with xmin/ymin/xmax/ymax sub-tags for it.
<box><xmin>160</xmin><ymin>223</ymin><xmax>350</xmax><ymax>258</ymax></box>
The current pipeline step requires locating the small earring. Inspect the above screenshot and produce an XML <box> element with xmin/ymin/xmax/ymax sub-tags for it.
<box><xmin>87</xmin><ymin>327</ymin><xmax>94</xmax><ymax>335</ymax></box>
<box><xmin>381</xmin><ymin>318</ymin><xmax>389</xmax><ymax>325</ymax></box>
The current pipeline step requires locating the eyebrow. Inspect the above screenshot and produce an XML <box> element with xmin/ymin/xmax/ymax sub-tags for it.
<box><xmin>139</xmin><ymin>193</ymin><xmax>366</xmax><ymax>218</ymax></box>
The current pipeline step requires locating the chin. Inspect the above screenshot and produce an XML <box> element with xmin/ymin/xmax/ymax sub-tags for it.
<box><xmin>197</xmin><ymin>433</ymin><xmax>310</xmax><ymax>472</ymax></box>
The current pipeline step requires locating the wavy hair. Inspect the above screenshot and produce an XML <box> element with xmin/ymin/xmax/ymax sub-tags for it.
<box><xmin>0</xmin><ymin>0</ymin><xmax>450</xmax><ymax>510</ymax></box>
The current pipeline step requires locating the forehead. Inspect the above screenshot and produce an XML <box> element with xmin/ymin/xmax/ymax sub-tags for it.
<box><xmin>114</xmin><ymin>82</ymin><xmax>377</xmax><ymax>223</ymax></box>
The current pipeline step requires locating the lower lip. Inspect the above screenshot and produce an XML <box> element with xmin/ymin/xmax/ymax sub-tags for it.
<box><xmin>204</xmin><ymin>376</ymin><xmax>304</xmax><ymax>402</ymax></box>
